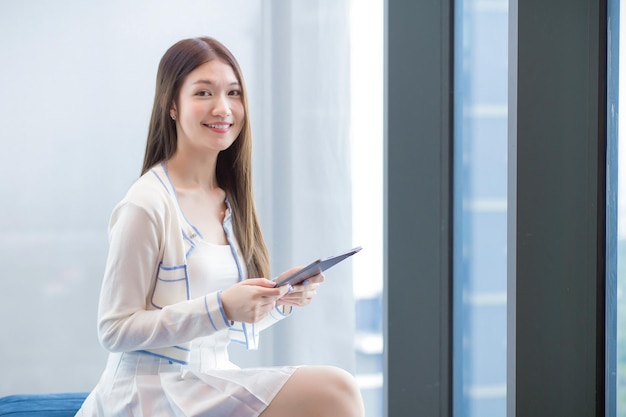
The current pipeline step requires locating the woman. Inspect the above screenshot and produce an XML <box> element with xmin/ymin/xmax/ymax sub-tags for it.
<box><xmin>76</xmin><ymin>37</ymin><xmax>364</xmax><ymax>417</ymax></box>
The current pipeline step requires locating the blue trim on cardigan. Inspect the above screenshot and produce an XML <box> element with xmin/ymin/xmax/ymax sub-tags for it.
<box><xmin>137</xmin><ymin>350</ymin><xmax>189</xmax><ymax>365</ymax></box>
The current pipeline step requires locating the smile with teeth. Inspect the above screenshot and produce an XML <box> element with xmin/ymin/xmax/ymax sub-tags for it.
<box><xmin>204</xmin><ymin>122</ymin><xmax>231</xmax><ymax>129</ymax></box>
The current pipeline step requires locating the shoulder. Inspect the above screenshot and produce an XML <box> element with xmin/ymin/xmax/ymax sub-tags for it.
<box><xmin>111</xmin><ymin>166</ymin><xmax>176</xmax><ymax>224</ymax></box>
<box><xmin>125</xmin><ymin>166</ymin><xmax>175</xmax><ymax>210</ymax></box>
<box><xmin>127</xmin><ymin>171</ymin><xmax>168</xmax><ymax>200</ymax></box>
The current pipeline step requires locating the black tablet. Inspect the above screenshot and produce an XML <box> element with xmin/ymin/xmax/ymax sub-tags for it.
<box><xmin>274</xmin><ymin>246</ymin><xmax>362</xmax><ymax>287</ymax></box>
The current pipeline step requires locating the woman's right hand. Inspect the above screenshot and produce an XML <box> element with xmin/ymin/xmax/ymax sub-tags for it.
<box><xmin>220</xmin><ymin>278</ymin><xmax>289</xmax><ymax>323</ymax></box>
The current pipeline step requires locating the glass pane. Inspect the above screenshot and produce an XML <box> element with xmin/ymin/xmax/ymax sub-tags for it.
<box><xmin>350</xmin><ymin>0</ymin><xmax>384</xmax><ymax>416</ymax></box>
<box><xmin>614</xmin><ymin>0</ymin><xmax>625</xmax><ymax>414</ymax></box>
<box><xmin>453</xmin><ymin>1</ymin><xmax>509</xmax><ymax>416</ymax></box>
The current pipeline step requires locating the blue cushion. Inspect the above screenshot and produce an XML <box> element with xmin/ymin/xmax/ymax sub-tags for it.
<box><xmin>0</xmin><ymin>392</ymin><xmax>88</xmax><ymax>416</ymax></box>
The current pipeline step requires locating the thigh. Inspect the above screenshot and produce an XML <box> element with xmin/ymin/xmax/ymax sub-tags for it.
<box><xmin>260</xmin><ymin>365</ymin><xmax>364</xmax><ymax>417</ymax></box>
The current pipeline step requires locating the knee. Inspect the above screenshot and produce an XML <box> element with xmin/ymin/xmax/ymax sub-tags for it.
<box><xmin>318</xmin><ymin>366</ymin><xmax>364</xmax><ymax>417</ymax></box>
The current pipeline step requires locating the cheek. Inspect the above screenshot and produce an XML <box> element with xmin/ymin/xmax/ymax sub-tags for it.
<box><xmin>189</xmin><ymin>103</ymin><xmax>207</xmax><ymax>119</ymax></box>
<box><xmin>235</xmin><ymin>105</ymin><xmax>245</xmax><ymax>122</ymax></box>
<box><xmin>234</xmin><ymin>105</ymin><xmax>245</xmax><ymax>128</ymax></box>
<box><xmin>179</xmin><ymin>101</ymin><xmax>203</xmax><ymax>121</ymax></box>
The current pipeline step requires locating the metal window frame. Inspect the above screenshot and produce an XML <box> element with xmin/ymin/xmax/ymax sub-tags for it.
<box><xmin>384</xmin><ymin>1</ymin><xmax>453</xmax><ymax>416</ymax></box>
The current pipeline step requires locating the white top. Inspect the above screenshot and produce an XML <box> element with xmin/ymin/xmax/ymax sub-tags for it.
<box><xmin>186</xmin><ymin>241</ymin><xmax>239</xmax><ymax>371</ymax></box>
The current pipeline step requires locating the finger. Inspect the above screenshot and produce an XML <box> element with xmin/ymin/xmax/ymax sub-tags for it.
<box><xmin>258</xmin><ymin>287</ymin><xmax>284</xmax><ymax>298</ymax></box>
<box><xmin>287</xmin><ymin>286</ymin><xmax>319</xmax><ymax>298</ymax></box>
<box><xmin>258</xmin><ymin>300</ymin><xmax>278</xmax><ymax>310</ymax></box>
<box><xmin>303</xmin><ymin>273</ymin><xmax>325</xmax><ymax>284</ymax></box>
<box><xmin>282</xmin><ymin>289</ymin><xmax>317</xmax><ymax>302</ymax></box>
<box><xmin>275</xmin><ymin>283</ymin><xmax>294</xmax><ymax>299</ymax></box>
<box><xmin>243</xmin><ymin>278</ymin><xmax>277</xmax><ymax>288</ymax></box>
<box><xmin>280</xmin><ymin>296</ymin><xmax>313</xmax><ymax>307</ymax></box>
<box><xmin>277</xmin><ymin>299</ymin><xmax>299</xmax><ymax>307</ymax></box>
<box><xmin>279</xmin><ymin>284</ymin><xmax>291</xmax><ymax>296</ymax></box>
<box><xmin>276</xmin><ymin>266</ymin><xmax>304</xmax><ymax>282</ymax></box>
<box><xmin>291</xmin><ymin>283</ymin><xmax>321</xmax><ymax>293</ymax></box>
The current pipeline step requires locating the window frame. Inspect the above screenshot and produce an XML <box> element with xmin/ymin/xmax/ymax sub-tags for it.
<box><xmin>384</xmin><ymin>1</ymin><xmax>453</xmax><ymax>416</ymax></box>
<box><xmin>511</xmin><ymin>0</ymin><xmax>608</xmax><ymax>415</ymax></box>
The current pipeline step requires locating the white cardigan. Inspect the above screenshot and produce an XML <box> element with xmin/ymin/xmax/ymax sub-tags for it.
<box><xmin>96</xmin><ymin>163</ymin><xmax>290</xmax><ymax>365</ymax></box>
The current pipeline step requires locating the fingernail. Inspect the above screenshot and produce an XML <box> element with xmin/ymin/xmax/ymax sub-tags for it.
<box><xmin>302</xmin><ymin>280</ymin><xmax>309</xmax><ymax>286</ymax></box>
<box><xmin>287</xmin><ymin>284</ymin><xmax>294</xmax><ymax>293</ymax></box>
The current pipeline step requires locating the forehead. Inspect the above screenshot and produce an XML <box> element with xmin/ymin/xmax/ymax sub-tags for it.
<box><xmin>183</xmin><ymin>59</ymin><xmax>239</xmax><ymax>85</ymax></box>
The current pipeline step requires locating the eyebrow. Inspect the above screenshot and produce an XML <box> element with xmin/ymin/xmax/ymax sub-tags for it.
<box><xmin>192</xmin><ymin>80</ymin><xmax>240</xmax><ymax>86</ymax></box>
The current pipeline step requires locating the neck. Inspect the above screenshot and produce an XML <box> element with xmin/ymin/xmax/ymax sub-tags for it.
<box><xmin>166</xmin><ymin>149</ymin><xmax>220</xmax><ymax>190</ymax></box>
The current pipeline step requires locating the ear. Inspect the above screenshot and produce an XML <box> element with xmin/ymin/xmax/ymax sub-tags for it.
<box><xmin>169</xmin><ymin>104</ymin><xmax>177</xmax><ymax>121</ymax></box>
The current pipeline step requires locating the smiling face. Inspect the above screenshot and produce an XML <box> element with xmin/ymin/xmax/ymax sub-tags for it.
<box><xmin>171</xmin><ymin>59</ymin><xmax>245</xmax><ymax>156</ymax></box>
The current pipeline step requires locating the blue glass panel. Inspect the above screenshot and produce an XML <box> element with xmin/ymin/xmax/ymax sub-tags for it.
<box><xmin>454</xmin><ymin>1</ymin><xmax>508</xmax><ymax>417</ymax></box>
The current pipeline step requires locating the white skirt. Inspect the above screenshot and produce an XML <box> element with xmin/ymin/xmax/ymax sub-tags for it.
<box><xmin>76</xmin><ymin>335</ymin><xmax>297</xmax><ymax>417</ymax></box>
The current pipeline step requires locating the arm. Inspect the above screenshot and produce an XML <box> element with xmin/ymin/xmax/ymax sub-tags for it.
<box><xmin>97</xmin><ymin>202</ymin><xmax>231</xmax><ymax>352</ymax></box>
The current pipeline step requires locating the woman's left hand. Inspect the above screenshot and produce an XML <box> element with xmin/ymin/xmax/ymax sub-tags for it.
<box><xmin>276</xmin><ymin>267</ymin><xmax>325</xmax><ymax>307</ymax></box>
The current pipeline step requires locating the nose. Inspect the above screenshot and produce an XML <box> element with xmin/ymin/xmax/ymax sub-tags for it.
<box><xmin>212</xmin><ymin>93</ymin><xmax>232</xmax><ymax>117</ymax></box>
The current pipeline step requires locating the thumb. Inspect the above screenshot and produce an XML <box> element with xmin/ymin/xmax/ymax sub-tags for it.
<box><xmin>242</xmin><ymin>278</ymin><xmax>277</xmax><ymax>288</ymax></box>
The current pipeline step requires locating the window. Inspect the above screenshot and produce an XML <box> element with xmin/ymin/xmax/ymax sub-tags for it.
<box><xmin>614</xmin><ymin>0</ymin><xmax>625</xmax><ymax>414</ymax></box>
<box><xmin>350</xmin><ymin>0</ymin><xmax>384</xmax><ymax>416</ymax></box>
<box><xmin>453</xmin><ymin>1</ymin><xmax>508</xmax><ymax>416</ymax></box>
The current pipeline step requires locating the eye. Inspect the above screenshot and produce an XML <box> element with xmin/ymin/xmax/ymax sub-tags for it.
<box><xmin>228</xmin><ymin>89</ymin><xmax>242</xmax><ymax>97</ymax></box>
<box><xmin>196</xmin><ymin>90</ymin><xmax>211</xmax><ymax>97</ymax></box>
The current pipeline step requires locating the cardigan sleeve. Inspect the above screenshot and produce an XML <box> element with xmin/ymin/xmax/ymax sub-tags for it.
<box><xmin>256</xmin><ymin>304</ymin><xmax>293</xmax><ymax>332</ymax></box>
<box><xmin>228</xmin><ymin>304</ymin><xmax>292</xmax><ymax>349</ymax></box>
<box><xmin>97</xmin><ymin>201</ymin><xmax>231</xmax><ymax>353</ymax></box>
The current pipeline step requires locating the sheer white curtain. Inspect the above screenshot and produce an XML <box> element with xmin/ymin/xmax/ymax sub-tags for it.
<box><xmin>0</xmin><ymin>0</ymin><xmax>353</xmax><ymax>395</ymax></box>
<box><xmin>234</xmin><ymin>0</ymin><xmax>355</xmax><ymax>370</ymax></box>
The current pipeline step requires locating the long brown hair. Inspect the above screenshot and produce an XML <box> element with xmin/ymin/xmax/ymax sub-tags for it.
<box><xmin>142</xmin><ymin>37</ymin><xmax>269</xmax><ymax>279</ymax></box>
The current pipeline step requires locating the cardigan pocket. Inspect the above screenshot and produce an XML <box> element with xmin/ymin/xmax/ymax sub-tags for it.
<box><xmin>151</xmin><ymin>263</ymin><xmax>189</xmax><ymax>309</ymax></box>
